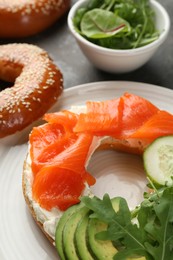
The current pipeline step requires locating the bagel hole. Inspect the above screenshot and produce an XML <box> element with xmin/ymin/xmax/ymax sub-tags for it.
<box><xmin>0</xmin><ymin>62</ymin><xmax>23</xmax><ymax>88</ymax></box>
<box><xmin>0</xmin><ymin>79</ymin><xmax>13</xmax><ymax>91</ymax></box>
<box><xmin>87</xmin><ymin>149</ymin><xmax>147</xmax><ymax>210</ymax></box>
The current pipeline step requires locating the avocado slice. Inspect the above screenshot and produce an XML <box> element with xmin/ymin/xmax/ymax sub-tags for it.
<box><xmin>74</xmin><ymin>211</ymin><xmax>94</xmax><ymax>260</ymax></box>
<box><xmin>55</xmin><ymin>202</ymin><xmax>84</xmax><ymax>260</ymax></box>
<box><xmin>63</xmin><ymin>206</ymin><xmax>90</xmax><ymax>259</ymax></box>
<box><xmin>56</xmin><ymin>197</ymin><xmax>145</xmax><ymax>260</ymax></box>
<box><xmin>88</xmin><ymin>218</ymin><xmax>117</xmax><ymax>259</ymax></box>
<box><xmin>87</xmin><ymin>197</ymin><xmax>120</xmax><ymax>260</ymax></box>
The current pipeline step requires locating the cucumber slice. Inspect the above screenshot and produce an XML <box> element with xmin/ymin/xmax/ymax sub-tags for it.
<box><xmin>143</xmin><ymin>135</ymin><xmax>173</xmax><ymax>186</ymax></box>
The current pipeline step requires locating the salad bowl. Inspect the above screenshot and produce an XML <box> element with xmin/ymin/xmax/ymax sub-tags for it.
<box><xmin>68</xmin><ymin>0</ymin><xmax>170</xmax><ymax>73</ymax></box>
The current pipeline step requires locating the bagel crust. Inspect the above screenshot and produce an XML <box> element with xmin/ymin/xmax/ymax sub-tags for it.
<box><xmin>22</xmin><ymin>158</ymin><xmax>54</xmax><ymax>245</ymax></box>
<box><xmin>0</xmin><ymin>0</ymin><xmax>71</xmax><ymax>38</ymax></box>
<box><xmin>0</xmin><ymin>43</ymin><xmax>63</xmax><ymax>138</ymax></box>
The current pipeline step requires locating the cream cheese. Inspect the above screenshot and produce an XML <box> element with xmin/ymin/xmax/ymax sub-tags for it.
<box><xmin>23</xmin><ymin>106</ymin><xmax>119</xmax><ymax>240</ymax></box>
<box><xmin>24</xmin><ymin>149</ymin><xmax>94</xmax><ymax>240</ymax></box>
<box><xmin>24</xmin><ymin>153</ymin><xmax>63</xmax><ymax>239</ymax></box>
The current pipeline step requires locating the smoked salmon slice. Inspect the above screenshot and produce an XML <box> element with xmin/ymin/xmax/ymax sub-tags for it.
<box><xmin>31</xmin><ymin>121</ymin><xmax>96</xmax><ymax>211</ymax></box>
<box><xmin>43</xmin><ymin>110</ymin><xmax>78</xmax><ymax>132</ymax></box>
<box><xmin>30</xmin><ymin>123</ymin><xmax>65</xmax><ymax>174</ymax></box>
<box><xmin>119</xmin><ymin>92</ymin><xmax>159</xmax><ymax>138</ymax></box>
<box><xmin>74</xmin><ymin>97</ymin><xmax>124</xmax><ymax>136</ymax></box>
<box><xmin>39</xmin><ymin>133</ymin><xmax>95</xmax><ymax>178</ymax></box>
<box><xmin>31</xmin><ymin>132</ymin><xmax>95</xmax><ymax>211</ymax></box>
<box><xmin>30</xmin><ymin>111</ymin><xmax>79</xmax><ymax>175</ymax></box>
<box><xmin>31</xmin><ymin>126</ymin><xmax>95</xmax><ymax>181</ymax></box>
<box><xmin>73</xmin><ymin>93</ymin><xmax>159</xmax><ymax>137</ymax></box>
<box><xmin>32</xmin><ymin>132</ymin><xmax>77</xmax><ymax>174</ymax></box>
<box><xmin>130</xmin><ymin>110</ymin><xmax>173</xmax><ymax>141</ymax></box>
<box><xmin>32</xmin><ymin>167</ymin><xmax>87</xmax><ymax>211</ymax></box>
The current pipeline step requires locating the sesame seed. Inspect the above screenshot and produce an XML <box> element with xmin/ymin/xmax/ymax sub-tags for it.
<box><xmin>0</xmin><ymin>43</ymin><xmax>63</xmax><ymax>136</ymax></box>
<box><xmin>0</xmin><ymin>0</ymin><xmax>63</xmax><ymax>15</ymax></box>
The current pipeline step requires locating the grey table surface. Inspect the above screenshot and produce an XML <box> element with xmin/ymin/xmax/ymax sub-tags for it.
<box><xmin>0</xmin><ymin>0</ymin><xmax>172</xmax><ymax>90</ymax></box>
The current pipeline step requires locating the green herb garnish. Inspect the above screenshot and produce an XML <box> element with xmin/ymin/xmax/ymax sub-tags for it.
<box><xmin>81</xmin><ymin>186</ymin><xmax>173</xmax><ymax>259</ymax></box>
<box><xmin>73</xmin><ymin>0</ymin><xmax>159</xmax><ymax>49</ymax></box>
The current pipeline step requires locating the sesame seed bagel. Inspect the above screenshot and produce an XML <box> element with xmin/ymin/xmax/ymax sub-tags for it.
<box><xmin>0</xmin><ymin>43</ymin><xmax>63</xmax><ymax>138</ymax></box>
<box><xmin>0</xmin><ymin>0</ymin><xmax>70</xmax><ymax>38</ymax></box>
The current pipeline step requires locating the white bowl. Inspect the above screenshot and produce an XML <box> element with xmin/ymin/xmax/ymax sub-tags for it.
<box><xmin>68</xmin><ymin>0</ymin><xmax>170</xmax><ymax>73</ymax></box>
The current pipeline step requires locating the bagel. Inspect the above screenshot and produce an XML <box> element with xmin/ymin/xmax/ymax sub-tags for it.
<box><xmin>0</xmin><ymin>0</ymin><xmax>71</xmax><ymax>38</ymax></box>
<box><xmin>22</xmin><ymin>92</ymin><xmax>173</xmax><ymax>247</ymax></box>
<box><xmin>0</xmin><ymin>43</ymin><xmax>63</xmax><ymax>138</ymax></box>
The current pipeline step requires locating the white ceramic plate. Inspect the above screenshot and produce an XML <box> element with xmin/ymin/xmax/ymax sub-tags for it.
<box><xmin>1</xmin><ymin>81</ymin><xmax>173</xmax><ymax>260</ymax></box>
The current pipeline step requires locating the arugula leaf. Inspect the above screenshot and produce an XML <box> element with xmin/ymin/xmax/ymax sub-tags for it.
<box><xmin>82</xmin><ymin>194</ymin><xmax>149</xmax><ymax>259</ymax></box>
<box><xmin>81</xmin><ymin>193</ymin><xmax>116</xmax><ymax>223</ymax></box>
<box><xmin>82</xmin><ymin>188</ymin><xmax>173</xmax><ymax>260</ymax></box>
<box><xmin>144</xmin><ymin>187</ymin><xmax>173</xmax><ymax>260</ymax></box>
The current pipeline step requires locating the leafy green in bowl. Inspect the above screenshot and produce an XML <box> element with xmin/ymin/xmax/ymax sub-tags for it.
<box><xmin>73</xmin><ymin>0</ymin><xmax>160</xmax><ymax>50</ymax></box>
<box><xmin>68</xmin><ymin>0</ymin><xmax>170</xmax><ymax>73</ymax></box>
